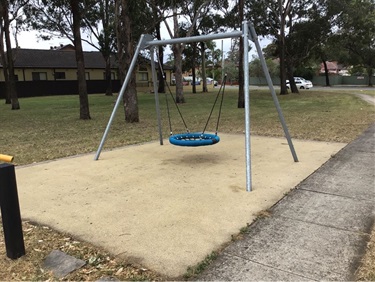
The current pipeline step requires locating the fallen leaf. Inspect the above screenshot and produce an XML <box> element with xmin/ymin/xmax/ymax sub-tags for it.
<box><xmin>115</xmin><ymin>267</ymin><xmax>123</xmax><ymax>275</ymax></box>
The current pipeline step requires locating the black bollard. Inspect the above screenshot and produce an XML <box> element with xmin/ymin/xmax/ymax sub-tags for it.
<box><xmin>0</xmin><ymin>163</ymin><xmax>26</xmax><ymax>259</ymax></box>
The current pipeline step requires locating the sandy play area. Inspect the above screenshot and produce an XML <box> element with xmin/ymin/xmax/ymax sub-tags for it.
<box><xmin>15</xmin><ymin>133</ymin><xmax>345</xmax><ymax>278</ymax></box>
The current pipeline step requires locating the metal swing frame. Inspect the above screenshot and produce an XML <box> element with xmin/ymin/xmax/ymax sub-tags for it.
<box><xmin>94</xmin><ymin>21</ymin><xmax>299</xmax><ymax>192</ymax></box>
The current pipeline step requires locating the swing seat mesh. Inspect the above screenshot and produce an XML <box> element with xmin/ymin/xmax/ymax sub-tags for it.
<box><xmin>169</xmin><ymin>132</ymin><xmax>220</xmax><ymax>147</ymax></box>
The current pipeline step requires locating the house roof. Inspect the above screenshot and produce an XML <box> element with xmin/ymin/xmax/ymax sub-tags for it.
<box><xmin>5</xmin><ymin>48</ymin><xmax>173</xmax><ymax>70</ymax></box>
<box><xmin>11</xmin><ymin>48</ymin><xmax>117</xmax><ymax>69</ymax></box>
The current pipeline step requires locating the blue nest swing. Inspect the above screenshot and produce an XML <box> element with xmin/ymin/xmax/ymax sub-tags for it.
<box><xmin>169</xmin><ymin>132</ymin><xmax>220</xmax><ymax>147</ymax></box>
<box><xmin>162</xmin><ymin>75</ymin><xmax>227</xmax><ymax>147</ymax></box>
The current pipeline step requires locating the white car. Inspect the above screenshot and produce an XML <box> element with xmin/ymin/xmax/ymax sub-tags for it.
<box><xmin>286</xmin><ymin>77</ymin><xmax>313</xmax><ymax>89</ymax></box>
<box><xmin>206</xmin><ymin>77</ymin><xmax>218</xmax><ymax>86</ymax></box>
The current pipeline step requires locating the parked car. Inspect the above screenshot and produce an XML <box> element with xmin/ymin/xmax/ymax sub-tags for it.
<box><xmin>286</xmin><ymin>77</ymin><xmax>313</xmax><ymax>89</ymax></box>
<box><xmin>182</xmin><ymin>76</ymin><xmax>201</xmax><ymax>85</ymax></box>
<box><xmin>206</xmin><ymin>77</ymin><xmax>218</xmax><ymax>86</ymax></box>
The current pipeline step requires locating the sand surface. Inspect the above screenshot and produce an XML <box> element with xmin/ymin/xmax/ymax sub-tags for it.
<box><xmin>16</xmin><ymin>134</ymin><xmax>345</xmax><ymax>277</ymax></box>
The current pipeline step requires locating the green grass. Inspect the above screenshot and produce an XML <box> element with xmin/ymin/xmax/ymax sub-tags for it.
<box><xmin>1</xmin><ymin>89</ymin><xmax>374</xmax><ymax>166</ymax></box>
<box><xmin>183</xmin><ymin>251</ymin><xmax>218</xmax><ymax>279</ymax></box>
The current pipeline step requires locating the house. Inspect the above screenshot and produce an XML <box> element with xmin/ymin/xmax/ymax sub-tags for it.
<box><xmin>320</xmin><ymin>61</ymin><xmax>350</xmax><ymax>75</ymax></box>
<box><xmin>0</xmin><ymin>46</ymin><xmax>173</xmax><ymax>98</ymax></box>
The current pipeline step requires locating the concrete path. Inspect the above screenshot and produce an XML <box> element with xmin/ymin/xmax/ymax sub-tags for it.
<box><xmin>354</xmin><ymin>93</ymin><xmax>375</xmax><ymax>105</ymax></box>
<box><xmin>196</xmin><ymin>123</ymin><xmax>375</xmax><ymax>281</ymax></box>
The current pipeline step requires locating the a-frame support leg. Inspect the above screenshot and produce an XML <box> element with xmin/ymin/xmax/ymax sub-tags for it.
<box><xmin>248</xmin><ymin>23</ymin><xmax>299</xmax><ymax>163</ymax></box>
<box><xmin>94</xmin><ymin>34</ymin><xmax>153</xmax><ymax>160</ymax></box>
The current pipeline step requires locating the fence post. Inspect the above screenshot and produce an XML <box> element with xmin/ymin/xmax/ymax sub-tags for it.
<box><xmin>0</xmin><ymin>163</ymin><xmax>26</xmax><ymax>259</ymax></box>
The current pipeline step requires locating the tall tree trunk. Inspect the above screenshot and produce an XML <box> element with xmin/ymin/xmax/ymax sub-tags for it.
<box><xmin>172</xmin><ymin>6</ymin><xmax>185</xmax><ymax>103</ymax></box>
<box><xmin>192</xmin><ymin>43</ymin><xmax>197</xmax><ymax>93</ymax></box>
<box><xmin>366</xmin><ymin>67</ymin><xmax>373</xmax><ymax>87</ymax></box>
<box><xmin>70</xmin><ymin>0</ymin><xmax>91</xmax><ymax>119</ymax></box>
<box><xmin>1</xmin><ymin>0</ymin><xmax>19</xmax><ymax>109</ymax></box>
<box><xmin>155</xmin><ymin>19</ymin><xmax>165</xmax><ymax>93</ymax></box>
<box><xmin>286</xmin><ymin>61</ymin><xmax>299</xmax><ymax>93</ymax></box>
<box><xmin>278</xmin><ymin>0</ymin><xmax>288</xmax><ymax>95</ymax></box>
<box><xmin>104</xmin><ymin>56</ymin><xmax>113</xmax><ymax>96</ymax></box>
<box><xmin>0</xmin><ymin>25</ymin><xmax>10</xmax><ymax>104</ymax></box>
<box><xmin>201</xmin><ymin>42</ymin><xmax>208</xmax><ymax>93</ymax></box>
<box><xmin>173</xmin><ymin>44</ymin><xmax>185</xmax><ymax>103</ymax></box>
<box><xmin>116</xmin><ymin>0</ymin><xmax>139</xmax><ymax>122</ymax></box>
<box><xmin>237</xmin><ymin>0</ymin><xmax>245</xmax><ymax>108</ymax></box>
<box><xmin>103</xmin><ymin>0</ymin><xmax>112</xmax><ymax>96</ymax></box>
<box><xmin>322</xmin><ymin>59</ymin><xmax>330</xmax><ymax>86</ymax></box>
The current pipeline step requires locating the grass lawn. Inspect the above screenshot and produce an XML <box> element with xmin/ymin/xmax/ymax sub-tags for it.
<box><xmin>0</xmin><ymin>88</ymin><xmax>374</xmax><ymax>280</ymax></box>
<box><xmin>1</xmin><ymin>89</ymin><xmax>373</xmax><ymax>166</ymax></box>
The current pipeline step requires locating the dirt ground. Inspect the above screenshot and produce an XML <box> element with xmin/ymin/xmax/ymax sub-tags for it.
<box><xmin>15</xmin><ymin>133</ymin><xmax>345</xmax><ymax>278</ymax></box>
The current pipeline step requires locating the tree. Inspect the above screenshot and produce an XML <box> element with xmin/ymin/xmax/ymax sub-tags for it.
<box><xmin>0</xmin><ymin>0</ymin><xmax>21</xmax><ymax>109</ymax></box>
<box><xmin>184</xmin><ymin>1</ymin><xmax>226</xmax><ymax>93</ymax></box>
<box><xmin>0</xmin><ymin>6</ymin><xmax>11</xmax><ymax>104</ymax></box>
<box><xmin>249</xmin><ymin>57</ymin><xmax>263</xmax><ymax>83</ymax></box>
<box><xmin>199</xmin><ymin>41</ymin><xmax>218</xmax><ymax>92</ymax></box>
<box><xmin>182</xmin><ymin>40</ymin><xmax>201</xmax><ymax>93</ymax></box>
<box><xmin>247</xmin><ymin>0</ymin><xmax>347</xmax><ymax>94</ymax></box>
<box><xmin>163</xmin><ymin>0</ymin><xmax>210</xmax><ymax>103</ymax></box>
<box><xmin>206</xmin><ymin>45</ymin><xmax>221</xmax><ymax>81</ymax></box>
<box><xmin>24</xmin><ymin>0</ymin><xmax>91</xmax><ymax>119</ymax></box>
<box><xmin>224</xmin><ymin>42</ymin><xmax>240</xmax><ymax>85</ymax></box>
<box><xmin>149</xmin><ymin>0</ymin><xmax>167</xmax><ymax>93</ymax></box>
<box><xmin>237</xmin><ymin>0</ymin><xmax>244</xmax><ymax>107</ymax></box>
<box><xmin>115</xmin><ymin>0</ymin><xmax>151</xmax><ymax>122</ymax></box>
<box><xmin>248</xmin><ymin>1</ymin><xmax>317</xmax><ymax>94</ymax></box>
<box><xmin>246</xmin><ymin>0</ymin><xmax>291</xmax><ymax>94</ymax></box>
<box><xmin>249</xmin><ymin>56</ymin><xmax>279</xmax><ymax>84</ymax></box>
<box><xmin>83</xmin><ymin>0</ymin><xmax>116</xmax><ymax>96</ymax></box>
<box><xmin>115</xmin><ymin>0</ymin><xmax>138</xmax><ymax>122</ymax></box>
<box><xmin>336</xmin><ymin>0</ymin><xmax>375</xmax><ymax>86</ymax></box>
<box><xmin>284</xmin><ymin>18</ymin><xmax>331</xmax><ymax>93</ymax></box>
<box><xmin>70</xmin><ymin>0</ymin><xmax>91</xmax><ymax>119</ymax></box>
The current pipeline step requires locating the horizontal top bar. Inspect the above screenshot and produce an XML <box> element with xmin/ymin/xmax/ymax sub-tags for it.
<box><xmin>144</xmin><ymin>30</ymin><xmax>243</xmax><ymax>47</ymax></box>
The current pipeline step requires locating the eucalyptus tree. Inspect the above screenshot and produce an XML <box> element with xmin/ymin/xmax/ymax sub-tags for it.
<box><xmin>246</xmin><ymin>0</ymin><xmax>346</xmax><ymax>94</ymax></box>
<box><xmin>0</xmin><ymin>0</ymin><xmax>26</xmax><ymax>109</ymax></box>
<box><xmin>284</xmin><ymin>19</ymin><xmax>332</xmax><ymax>93</ymax></box>
<box><xmin>24</xmin><ymin>0</ymin><xmax>91</xmax><ymax>119</ymax></box>
<box><xmin>206</xmin><ymin>46</ymin><xmax>221</xmax><ymax>80</ymax></box>
<box><xmin>245</xmin><ymin>0</ymin><xmax>316</xmax><ymax>94</ymax></box>
<box><xmin>208</xmin><ymin>0</ymin><xmax>247</xmax><ymax>105</ymax></box>
<box><xmin>115</xmin><ymin>0</ymin><xmax>152</xmax><ymax>122</ymax></box>
<box><xmin>162</xmin><ymin>0</ymin><xmax>211</xmax><ymax>103</ymax></box>
<box><xmin>249</xmin><ymin>56</ymin><xmax>279</xmax><ymax>84</ymax></box>
<box><xmin>285</xmin><ymin>0</ymin><xmax>351</xmax><ymax>89</ymax></box>
<box><xmin>70</xmin><ymin>0</ymin><xmax>91</xmax><ymax>119</ymax></box>
<box><xmin>245</xmin><ymin>0</ymin><xmax>296</xmax><ymax>94</ymax></box>
<box><xmin>147</xmin><ymin>0</ymin><xmax>175</xmax><ymax>94</ymax></box>
<box><xmin>83</xmin><ymin>0</ymin><xmax>116</xmax><ymax>96</ymax></box>
<box><xmin>335</xmin><ymin>0</ymin><xmax>375</xmax><ymax>86</ymax></box>
<box><xmin>236</xmin><ymin>0</ymin><xmax>244</xmax><ymax>107</ymax></box>
<box><xmin>185</xmin><ymin>0</ymin><xmax>228</xmax><ymax>93</ymax></box>
<box><xmin>225</xmin><ymin>38</ymin><xmax>240</xmax><ymax>82</ymax></box>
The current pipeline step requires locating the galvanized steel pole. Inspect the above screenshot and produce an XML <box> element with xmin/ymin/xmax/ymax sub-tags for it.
<box><xmin>94</xmin><ymin>34</ymin><xmax>153</xmax><ymax>160</ymax></box>
<box><xmin>150</xmin><ymin>47</ymin><xmax>164</xmax><ymax>145</ymax></box>
<box><xmin>249</xmin><ymin>23</ymin><xmax>299</xmax><ymax>162</ymax></box>
<box><xmin>243</xmin><ymin>23</ymin><xmax>252</xmax><ymax>192</ymax></box>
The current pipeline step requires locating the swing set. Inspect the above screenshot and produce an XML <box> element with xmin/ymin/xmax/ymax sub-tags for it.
<box><xmin>94</xmin><ymin>21</ymin><xmax>299</xmax><ymax>192</ymax></box>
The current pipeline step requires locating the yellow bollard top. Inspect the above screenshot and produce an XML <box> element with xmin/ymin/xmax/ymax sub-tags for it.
<box><xmin>0</xmin><ymin>154</ymin><xmax>14</xmax><ymax>163</ymax></box>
